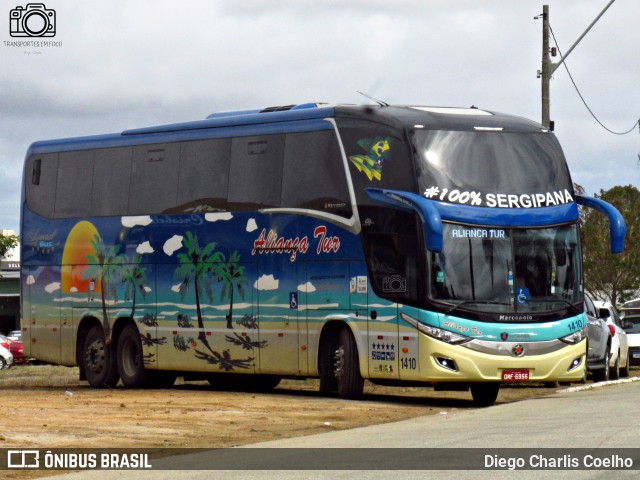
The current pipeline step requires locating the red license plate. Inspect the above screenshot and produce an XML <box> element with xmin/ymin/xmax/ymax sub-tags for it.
<box><xmin>502</xmin><ymin>369</ymin><xmax>530</xmax><ymax>381</ymax></box>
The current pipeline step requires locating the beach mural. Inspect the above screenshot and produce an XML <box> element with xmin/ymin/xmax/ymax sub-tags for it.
<box><xmin>22</xmin><ymin>210</ymin><xmax>399</xmax><ymax>376</ymax></box>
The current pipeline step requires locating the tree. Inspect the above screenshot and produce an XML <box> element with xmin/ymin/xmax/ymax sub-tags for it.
<box><xmin>174</xmin><ymin>231</ymin><xmax>223</xmax><ymax>352</ymax></box>
<box><xmin>121</xmin><ymin>253</ymin><xmax>149</xmax><ymax>319</ymax></box>
<box><xmin>82</xmin><ymin>234</ymin><xmax>128</xmax><ymax>339</ymax></box>
<box><xmin>215</xmin><ymin>250</ymin><xmax>248</xmax><ymax>329</ymax></box>
<box><xmin>0</xmin><ymin>232</ymin><xmax>19</xmax><ymax>258</ymax></box>
<box><xmin>582</xmin><ymin>185</ymin><xmax>640</xmax><ymax>307</ymax></box>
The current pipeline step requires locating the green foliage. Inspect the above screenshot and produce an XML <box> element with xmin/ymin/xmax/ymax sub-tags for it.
<box><xmin>582</xmin><ymin>185</ymin><xmax>640</xmax><ymax>306</ymax></box>
<box><xmin>0</xmin><ymin>233</ymin><xmax>19</xmax><ymax>258</ymax></box>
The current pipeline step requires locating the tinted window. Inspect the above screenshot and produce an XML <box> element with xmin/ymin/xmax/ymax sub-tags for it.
<box><xmin>281</xmin><ymin>130</ymin><xmax>350</xmax><ymax>216</ymax></box>
<box><xmin>55</xmin><ymin>150</ymin><xmax>93</xmax><ymax>218</ymax></box>
<box><xmin>228</xmin><ymin>135</ymin><xmax>284</xmax><ymax>209</ymax></box>
<box><xmin>175</xmin><ymin>138</ymin><xmax>231</xmax><ymax>213</ymax></box>
<box><xmin>336</xmin><ymin>119</ymin><xmax>414</xmax><ymax>206</ymax></box>
<box><xmin>91</xmin><ymin>147</ymin><xmax>132</xmax><ymax>217</ymax></box>
<box><xmin>129</xmin><ymin>143</ymin><xmax>180</xmax><ymax>215</ymax></box>
<box><xmin>414</xmin><ymin>130</ymin><xmax>573</xmax><ymax>208</ymax></box>
<box><xmin>26</xmin><ymin>153</ymin><xmax>58</xmax><ymax>218</ymax></box>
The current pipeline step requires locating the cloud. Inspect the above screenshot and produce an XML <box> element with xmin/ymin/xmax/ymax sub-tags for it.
<box><xmin>163</xmin><ymin>235</ymin><xmax>183</xmax><ymax>256</ymax></box>
<box><xmin>205</xmin><ymin>212</ymin><xmax>234</xmax><ymax>222</ymax></box>
<box><xmin>122</xmin><ymin>216</ymin><xmax>153</xmax><ymax>228</ymax></box>
<box><xmin>254</xmin><ymin>274</ymin><xmax>279</xmax><ymax>291</ymax></box>
<box><xmin>297</xmin><ymin>281</ymin><xmax>316</xmax><ymax>293</ymax></box>
<box><xmin>45</xmin><ymin>282</ymin><xmax>61</xmax><ymax>293</ymax></box>
<box><xmin>26</xmin><ymin>275</ymin><xmax>35</xmax><ymax>285</ymax></box>
<box><xmin>136</xmin><ymin>241</ymin><xmax>154</xmax><ymax>254</ymax></box>
<box><xmin>246</xmin><ymin>218</ymin><xmax>258</xmax><ymax>232</ymax></box>
<box><xmin>171</xmin><ymin>283</ymin><xmax>182</xmax><ymax>293</ymax></box>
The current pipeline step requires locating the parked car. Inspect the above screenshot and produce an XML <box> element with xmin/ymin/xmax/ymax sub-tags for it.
<box><xmin>0</xmin><ymin>343</ymin><xmax>13</xmax><ymax>369</ymax></box>
<box><xmin>0</xmin><ymin>334</ymin><xmax>24</xmax><ymax>365</ymax></box>
<box><xmin>621</xmin><ymin>298</ymin><xmax>640</xmax><ymax>366</ymax></box>
<box><xmin>7</xmin><ymin>330</ymin><xmax>21</xmax><ymax>341</ymax></box>
<box><xmin>585</xmin><ymin>293</ymin><xmax>612</xmax><ymax>382</ymax></box>
<box><xmin>593</xmin><ymin>300</ymin><xmax>630</xmax><ymax>379</ymax></box>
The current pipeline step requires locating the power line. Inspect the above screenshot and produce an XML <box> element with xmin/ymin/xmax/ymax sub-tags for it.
<box><xmin>549</xmin><ymin>24</ymin><xmax>639</xmax><ymax>136</ymax></box>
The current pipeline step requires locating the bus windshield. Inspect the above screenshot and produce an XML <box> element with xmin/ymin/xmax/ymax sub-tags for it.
<box><xmin>413</xmin><ymin>130</ymin><xmax>573</xmax><ymax>206</ymax></box>
<box><xmin>430</xmin><ymin>223</ymin><xmax>582</xmax><ymax>317</ymax></box>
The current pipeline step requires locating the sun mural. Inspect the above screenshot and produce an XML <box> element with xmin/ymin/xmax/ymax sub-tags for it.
<box><xmin>61</xmin><ymin>220</ymin><xmax>102</xmax><ymax>294</ymax></box>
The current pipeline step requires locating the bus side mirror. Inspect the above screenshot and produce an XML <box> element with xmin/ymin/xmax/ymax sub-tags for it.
<box><xmin>576</xmin><ymin>195</ymin><xmax>626</xmax><ymax>254</ymax></box>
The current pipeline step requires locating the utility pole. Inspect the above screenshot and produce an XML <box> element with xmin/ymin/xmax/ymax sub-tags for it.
<box><xmin>539</xmin><ymin>1</ymin><xmax>617</xmax><ymax>130</ymax></box>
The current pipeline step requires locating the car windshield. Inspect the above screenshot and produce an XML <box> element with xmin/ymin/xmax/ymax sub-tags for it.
<box><xmin>429</xmin><ymin>223</ymin><xmax>582</xmax><ymax>318</ymax></box>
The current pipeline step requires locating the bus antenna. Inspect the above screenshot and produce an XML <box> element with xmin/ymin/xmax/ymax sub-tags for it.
<box><xmin>357</xmin><ymin>91</ymin><xmax>389</xmax><ymax>107</ymax></box>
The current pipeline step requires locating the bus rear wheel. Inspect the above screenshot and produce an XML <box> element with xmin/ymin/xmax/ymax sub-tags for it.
<box><xmin>470</xmin><ymin>383</ymin><xmax>500</xmax><ymax>407</ymax></box>
<box><xmin>83</xmin><ymin>325</ymin><xmax>119</xmax><ymax>388</ymax></box>
<box><xmin>117</xmin><ymin>323</ymin><xmax>152</xmax><ymax>388</ymax></box>
<box><xmin>335</xmin><ymin>326</ymin><xmax>364</xmax><ymax>399</ymax></box>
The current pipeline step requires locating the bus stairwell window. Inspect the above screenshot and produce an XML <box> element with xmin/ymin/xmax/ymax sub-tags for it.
<box><xmin>32</xmin><ymin>158</ymin><xmax>41</xmax><ymax>185</ymax></box>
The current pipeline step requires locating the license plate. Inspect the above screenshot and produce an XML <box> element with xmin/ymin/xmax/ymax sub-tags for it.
<box><xmin>502</xmin><ymin>369</ymin><xmax>530</xmax><ymax>381</ymax></box>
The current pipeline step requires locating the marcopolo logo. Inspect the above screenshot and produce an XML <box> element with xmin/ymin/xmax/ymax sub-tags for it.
<box><xmin>10</xmin><ymin>3</ymin><xmax>55</xmax><ymax>37</ymax></box>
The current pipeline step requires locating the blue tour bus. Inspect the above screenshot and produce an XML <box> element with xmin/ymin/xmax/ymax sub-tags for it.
<box><xmin>20</xmin><ymin>103</ymin><xmax>626</xmax><ymax>406</ymax></box>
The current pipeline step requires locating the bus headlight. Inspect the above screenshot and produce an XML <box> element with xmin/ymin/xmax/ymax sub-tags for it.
<box><xmin>401</xmin><ymin>313</ymin><xmax>471</xmax><ymax>345</ymax></box>
<box><xmin>560</xmin><ymin>328</ymin><xmax>586</xmax><ymax>345</ymax></box>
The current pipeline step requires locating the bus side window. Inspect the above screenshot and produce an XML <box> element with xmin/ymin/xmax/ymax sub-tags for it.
<box><xmin>175</xmin><ymin>138</ymin><xmax>231</xmax><ymax>213</ymax></box>
<box><xmin>55</xmin><ymin>150</ymin><xmax>94</xmax><ymax>218</ymax></box>
<box><xmin>228</xmin><ymin>135</ymin><xmax>285</xmax><ymax>210</ymax></box>
<box><xmin>26</xmin><ymin>153</ymin><xmax>58</xmax><ymax>219</ymax></box>
<box><xmin>129</xmin><ymin>143</ymin><xmax>181</xmax><ymax>215</ymax></box>
<box><xmin>91</xmin><ymin>147</ymin><xmax>132</xmax><ymax>217</ymax></box>
<box><xmin>281</xmin><ymin>130</ymin><xmax>351</xmax><ymax>216</ymax></box>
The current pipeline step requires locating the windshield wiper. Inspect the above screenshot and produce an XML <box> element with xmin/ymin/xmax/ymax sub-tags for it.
<box><xmin>527</xmin><ymin>297</ymin><xmax>581</xmax><ymax>315</ymax></box>
<box><xmin>446</xmin><ymin>300</ymin><xmax>511</xmax><ymax>315</ymax></box>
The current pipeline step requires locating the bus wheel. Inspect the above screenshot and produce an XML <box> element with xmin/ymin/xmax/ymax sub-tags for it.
<box><xmin>335</xmin><ymin>327</ymin><xmax>364</xmax><ymax>399</ymax></box>
<box><xmin>470</xmin><ymin>383</ymin><xmax>499</xmax><ymax>407</ymax></box>
<box><xmin>117</xmin><ymin>323</ymin><xmax>149</xmax><ymax>388</ymax></box>
<box><xmin>83</xmin><ymin>325</ymin><xmax>119</xmax><ymax>388</ymax></box>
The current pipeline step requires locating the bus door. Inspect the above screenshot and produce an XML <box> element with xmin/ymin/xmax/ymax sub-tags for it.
<box><xmin>256</xmin><ymin>256</ymin><xmax>300</xmax><ymax>375</ymax></box>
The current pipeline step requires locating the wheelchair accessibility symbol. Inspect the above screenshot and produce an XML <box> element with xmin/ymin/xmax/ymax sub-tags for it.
<box><xmin>517</xmin><ymin>288</ymin><xmax>530</xmax><ymax>305</ymax></box>
<box><xmin>290</xmin><ymin>292</ymin><xmax>298</xmax><ymax>309</ymax></box>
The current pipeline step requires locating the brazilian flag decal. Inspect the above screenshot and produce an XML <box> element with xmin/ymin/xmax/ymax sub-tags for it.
<box><xmin>348</xmin><ymin>137</ymin><xmax>390</xmax><ymax>181</ymax></box>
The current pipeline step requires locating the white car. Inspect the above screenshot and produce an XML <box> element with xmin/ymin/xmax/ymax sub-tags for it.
<box><xmin>0</xmin><ymin>344</ymin><xmax>13</xmax><ymax>369</ymax></box>
<box><xmin>593</xmin><ymin>300</ymin><xmax>630</xmax><ymax>379</ymax></box>
<box><xmin>621</xmin><ymin>298</ymin><xmax>640</xmax><ymax>366</ymax></box>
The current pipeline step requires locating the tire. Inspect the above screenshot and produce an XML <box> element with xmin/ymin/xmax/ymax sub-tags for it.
<box><xmin>610</xmin><ymin>352</ymin><xmax>620</xmax><ymax>380</ymax></box>
<box><xmin>592</xmin><ymin>346</ymin><xmax>610</xmax><ymax>383</ymax></box>
<box><xmin>470</xmin><ymin>383</ymin><xmax>500</xmax><ymax>407</ymax></box>
<box><xmin>0</xmin><ymin>357</ymin><xmax>6</xmax><ymax>369</ymax></box>
<box><xmin>335</xmin><ymin>327</ymin><xmax>364</xmax><ymax>399</ymax></box>
<box><xmin>117</xmin><ymin>323</ymin><xmax>151</xmax><ymax>388</ymax></box>
<box><xmin>83</xmin><ymin>325</ymin><xmax>119</xmax><ymax>388</ymax></box>
<box><xmin>620</xmin><ymin>352</ymin><xmax>630</xmax><ymax>378</ymax></box>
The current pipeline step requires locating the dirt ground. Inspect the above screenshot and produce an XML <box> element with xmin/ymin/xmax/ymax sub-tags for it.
<box><xmin>1</xmin><ymin>364</ymin><xmax>636</xmax><ymax>478</ymax></box>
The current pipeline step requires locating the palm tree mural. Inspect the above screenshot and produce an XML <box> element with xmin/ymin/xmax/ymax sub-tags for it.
<box><xmin>82</xmin><ymin>233</ymin><xmax>127</xmax><ymax>339</ymax></box>
<box><xmin>174</xmin><ymin>231</ymin><xmax>222</xmax><ymax>352</ymax></box>
<box><xmin>121</xmin><ymin>253</ymin><xmax>149</xmax><ymax>319</ymax></box>
<box><xmin>216</xmin><ymin>250</ymin><xmax>248</xmax><ymax>329</ymax></box>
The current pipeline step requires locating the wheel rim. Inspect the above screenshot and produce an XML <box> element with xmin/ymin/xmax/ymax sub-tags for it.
<box><xmin>85</xmin><ymin>338</ymin><xmax>106</xmax><ymax>375</ymax></box>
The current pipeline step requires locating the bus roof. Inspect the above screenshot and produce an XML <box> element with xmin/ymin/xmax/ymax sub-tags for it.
<box><xmin>26</xmin><ymin>103</ymin><xmax>549</xmax><ymax>155</ymax></box>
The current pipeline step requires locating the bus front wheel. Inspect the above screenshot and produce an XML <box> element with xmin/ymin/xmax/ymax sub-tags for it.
<box><xmin>470</xmin><ymin>383</ymin><xmax>500</xmax><ymax>407</ymax></box>
<box><xmin>335</xmin><ymin>327</ymin><xmax>364</xmax><ymax>399</ymax></box>
<box><xmin>83</xmin><ymin>325</ymin><xmax>119</xmax><ymax>388</ymax></box>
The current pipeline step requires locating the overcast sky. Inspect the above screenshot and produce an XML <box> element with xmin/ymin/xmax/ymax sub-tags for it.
<box><xmin>1</xmin><ymin>0</ymin><xmax>638</xmax><ymax>234</ymax></box>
